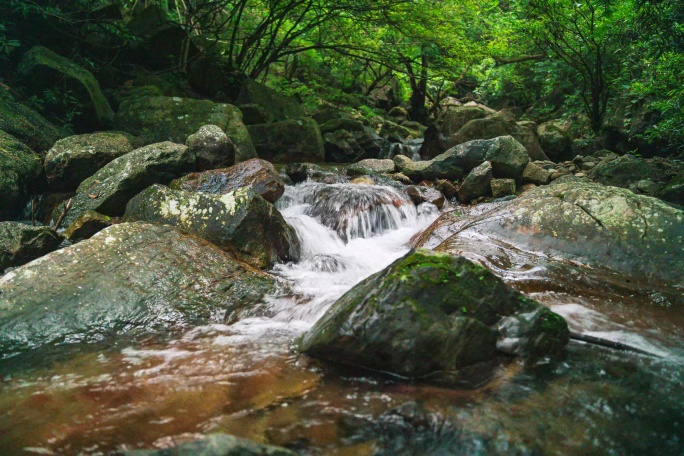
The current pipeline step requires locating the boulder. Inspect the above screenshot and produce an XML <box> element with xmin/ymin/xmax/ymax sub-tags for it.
<box><xmin>0</xmin><ymin>223</ymin><xmax>276</xmax><ymax>358</ymax></box>
<box><xmin>172</xmin><ymin>158</ymin><xmax>285</xmax><ymax>203</ymax></box>
<box><xmin>657</xmin><ymin>170</ymin><xmax>684</xmax><ymax>206</ymax></box>
<box><xmin>458</xmin><ymin>161</ymin><xmax>492</xmax><ymax>203</ymax></box>
<box><xmin>236</xmin><ymin>78</ymin><xmax>306</xmax><ymax>123</ymax></box>
<box><xmin>406</xmin><ymin>186</ymin><xmax>445</xmax><ymax>208</ymax></box>
<box><xmin>0</xmin><ymin>222</ymin><xmax>62</xmax><ymax>272</ymax></box>
<box><xmin>347</xmin><ymin>159</ymin><xmax>396</xmax><ymax>176</ymax></box>
<box><xmin>248</xmin><ymin>118</ymin><xmax>324</xmax><ymax>164</ymax></box>
<box><xmin>18</xmin><ymin>46</ymin><xmax>115</xmax><ymax>128</ymax></box>
<box><xmin>115</xmin><ymin>96</ymin><xmax>256</xmax><ymax>162</ymax></box>
<box><xmin>446</xmin><ymin>136</ymin><xmax>530</xmax><ymax>182</ymax></box>
<box><xmin>44</xmin><ymin>132</ymin><xmax>134</xmax><ymax>190</ymax></box>
<box><xmin>124</xmin><ymin>185</ymin><xmax>299</xmax><ymax>269</ymax></box>
<box><xmin>537</xmin><ymin>120</ymin><xmax>573</xmax><ymax>162</ymax></box>
<box><xmin>447</xmin><ymin>117</ymin><xmax>547</xmax><ymax>161</ymax></box>
<box><xmin>393</xmin><ymin>155</ymin><xmax>463</xmax><ymax>184</ymax></box>
<box><xmin>186</xmin><ymin>124</ymin><xmax>236</xmax><ymax>171</ymax></box>
<box><xmin>0</xmin><ymin>131</ymin><xmax>41</xmax><ymax>220</ymax></box>
<box><xmin>301</xmin><ymin>249</ymin><xmax>569</xmax><ymax>378</ymax></box>
<box><xmin>423</xmin><ymin>181</ymin><xmax>684</xmax><ymax>287</ymax></box>
<box><xmin>587</xmin><ymin>155</ymin><xmax>676</xmax><ymax>191</ymax></box>
<box><xmin>62</xmin><ymin>210</ymin><xmax>113</xmax><ymax>241</ymax></box>
<box><xmin>0</xmin><ymin>82</ymin><xmax>62</xmax><ymax>153</ymax></box>
<box><xmin>491</xmin><ymin>178</ymin><xmax>516</xmax><ymax>198</ymax></box>
<box><xmin>125</xmin><ymin>434</ymin><xmax>296</xmax><ymax>456</ymax></box>
<box><xmin>323</xmin><ymin>127</ymin><xmax>384</xmax><ymax>163</ymax></box>
<box><xmin>522</xmin><ymin>162</ymin><xmax>552</xmax><ymax>185</ymax></box>
<box><xmin>52</xmin><ymin>142</ymin><xmax>194</xmax><ymax>226</ymax></box>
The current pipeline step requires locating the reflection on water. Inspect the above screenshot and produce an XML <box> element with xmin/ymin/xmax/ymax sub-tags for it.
<box><xmin>0</xmin><ymin>182</ymin><xmax>683</xmax><ymax>455</ymax></box>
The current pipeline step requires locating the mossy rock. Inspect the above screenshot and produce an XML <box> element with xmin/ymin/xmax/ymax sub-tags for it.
<box><xmin>51</xmin><ymin>142</ymin><xmax>194</xmax><ymax>226</ymax></box>
<box><xmin>0</xmin><ymin>223</ymin><xmax>276</xmax><ymax>358</ymax></box>
<box><xmin>301</xmin><ymin>249</ymin><xmax>568</xmax><ymax>379</ymax></box>
<box><xmin>62</xmin><ymin>210</ymin><xmax>113</xmax><ymax>241</ymax></box>
<box><xmin>236</xmin><ymin>78</ymin><xmax>306</xmax><ymax>123</ymax></box>
<box><xmin>657</xmin><ymin>169</ymin><xmax>684</xmax><ymax>206</ymax></box>
<box><xmin>0</xmin><ymin>130</ymin><xmax>41</xmax><ymax>220</ymax></box>
<box><xmin>0</xmin><ymin>222</ymin><xmax>62</xmax><ymax>272</ymax></box>
<box><xmin>0</xmin><ymin>82</ymin><xmax>62</xmax><ymax>153</ymax></box>
<box><xmin>124</xmin><ymin>185</ymin><xmax>299</xmax><ymax>269</ymax></box>
<box><xmin>115</xmin><ymin>96</ymin><xmax>256</xmax><ymax>162</ymax></box>
<box><xmin>44</xmin><ymin>132</ymin><xmax>134</xmax><ymax>190</ymax></box>
<box><xmin>247</xmin><ymin>118</ymin><xmax>324</xmax><ymax>164</ymax></box>
<box><xmin>18</xmin><ymin>46</ymin><xmax>115</xmax><ymax>127</ymax></box>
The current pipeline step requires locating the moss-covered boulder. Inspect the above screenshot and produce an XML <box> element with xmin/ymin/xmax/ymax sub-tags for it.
<box><xmin>587</xmin><ymin>155</ymin><xmax>676</xmax><ymax>191</ymax></box>
<box><xmin>126</xmin><ymin>434</ymin><xmax>297</xmax><ymax>456</ymax></box>
<box><xmin>248</xmin><ymin>118</ymin><xmax>325</xmax><ymax>164</ymax></box>
<box><xmin>347</xmin><ymin>159</ymin><xmax>396</xmax><ymax>176</ymax></box>
<box><xmin>0</xmin><ymin>82</ymin><xmax>62</xmax><ymax>153</ymax></box>
<box><xmin>657</xmin><ymin>169</ymin><xmax>684</xmax><ymax>206</ymax></box>
<box><xmin>115</xmin><ymin>96</ymin><xmax>256</xmax><ymax>162</ymax></box>
<box><xmin>0</xmin><ymin>223</ymin><xmax>276</xmax><ymax>358</ymax></box>
<box><xmin>186</xmin><ymin>124</ymin><xmax>236</xmax><ymax>171</ymax></box>
<box><xmin>62</xmin><ymin>210</ymin><xmax>114</xmax><ymax>242</ymax></box>
<box><xmin>0</xmin><ymin>222</ymin><xmax>62</xmax><ymax>273</ymax></box>
<box><xmin>0</xmin><ymin>131</ymin><xmax>41</xmax><ymax>220</ymax></box>
<box><xmin>538</xmin><ymin>120</ymin><xmax>573</xmax><ymax>162</ymax></box>
<box><xmin>171</xmin><ymin>158</ymin><xmax>285</xmax><ymax>203</ymax></box>
<box><xmin>51</xmin><ymin>142</ymin><xmax>194</xmax><ymax>226</ymax></box>
<box><xmin>18</xmin><ymin>46</ymin><xmax>115</xmax><ymax>127</ymax></box>
<box><xmin>236</xmin><ymin>78</ymin><xmax>306</xmax><ymax>123</ymax></box>
<box><xmin>124</xmin><ymin>185</ymin><xmax>299</xmax><ymax>269</ymax></box>
<box><xmin>301</xmin><ymin>249</ymin><xmax>568</xmax><ymax>378</ymax></box>
<box><xmin>44</xmin><ymin>132</ymin><xmax>134</xmax><ymax>190</ymax></box>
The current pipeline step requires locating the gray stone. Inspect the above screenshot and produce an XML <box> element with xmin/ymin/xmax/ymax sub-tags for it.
<box><xmin>458</xmin><ymin>161</ymin><xmax>493</xmax><ymax>203</ymax></box>
<box><xmin>347</xmin><ymin>159</ymin><xmax>396</xmax><ymax>176</ymax></box>
<box><xmin>0</xmin><ymin>222</ymin><xmax>62</xmax><ymax>272</ymax></box>
<box><xmin>0</xmin><ymin>131</ymin><xmax>41</xmax><ymax>220</ymax></box>
<box><xmin>186</xmin><ymin>124</ymin><xmax>236</xmax><ymax>171</ymax></box>
<box><xmin>522</xmin><ymin>162</ymin><xmax>551</xmax><ymax>185</ymax></box>
<box><xmin>491</xmin><ymin>178</ymin><xmax>516</xmax><ymax>198</ymax></box>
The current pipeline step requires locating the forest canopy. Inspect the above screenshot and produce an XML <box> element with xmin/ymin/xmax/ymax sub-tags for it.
<box><xmin>1</xmin><ymin>0</ymin><xmax>682</xmax><ymax>153</ymax></box>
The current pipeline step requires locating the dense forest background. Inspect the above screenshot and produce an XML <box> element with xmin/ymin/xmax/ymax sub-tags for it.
<box><xmin>1</xmin><ymin>0</ymin><xmax>682</xmax><ymax>155</ymax></box>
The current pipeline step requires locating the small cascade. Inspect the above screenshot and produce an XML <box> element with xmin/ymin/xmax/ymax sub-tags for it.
<box><xmin>270</xmin><ymin>180</ymin><xmax>440</xmax><ymax>323</ymax></box>
<box><xmin>386</xmin><ymin>138</ymin><xmax>424</xmax><ymax>161</ymax></box>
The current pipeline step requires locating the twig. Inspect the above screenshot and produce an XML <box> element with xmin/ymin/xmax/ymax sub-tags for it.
<box><xmin>53</xmin><ymin>198</ymin><xmax>73</xmax><ymax>231</ymax></box>
<box><xmin>570</xmin><ymin>332</ymin><xmax>662</xmax><ymax>358</ymax></box>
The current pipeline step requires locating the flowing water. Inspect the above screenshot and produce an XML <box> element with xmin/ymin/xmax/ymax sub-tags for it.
<box><xmin>1</xmin><ymin>181</ymin><xmax>683</xmax><ymax>455</ymax></box>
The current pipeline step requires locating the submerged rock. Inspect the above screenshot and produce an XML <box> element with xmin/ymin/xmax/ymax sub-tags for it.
<box><xmin>0</xmin><ymin>223</ymin><xmax>276</xmax><ymax>357</ymax></box>
<box><xmin>301</xmin><ymin>249</ymin><xmax>568</xmax><ymax>378</ymax></box>
<box><xmin>44</xmin><ymin>132</ymin><xmax>134</xmax><ymax>190</ymax></box>
<box><xmin>124</xmin><ymin>185</ymin><xmax>299</xmax><ymax>269</ymax></box>
<box><xmin>126</xmin><ymin>433</ymin><xmax>296</xmax><ymax>456</ymax></box>
<box><xmin>171</xmin><ymin>158</ymin><xmax>285</xmax><ymax>203</ymax></box>
<box><xmin>52</xmin><ymin>142</ymin><xmax>194</xmax><ymax>226</ymax></box>
<box><xmin>0</xmin><ymin>222</ymin><xmax>62</xmax><ymax>273</ymax></box>
<box><xmin>0</xmin><ymin>130</ymin><xmax>41</xmax><ymax>220</ymax></box>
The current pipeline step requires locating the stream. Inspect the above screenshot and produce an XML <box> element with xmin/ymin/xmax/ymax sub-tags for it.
<box><xmin>0</xmin><ymin>180</ymin><xmax>683</xmax><ymax>455</ymax></box>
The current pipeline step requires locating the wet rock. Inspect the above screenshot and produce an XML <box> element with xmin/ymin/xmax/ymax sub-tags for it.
<box><xmin>587</xmin><ymin>155</ymin><xmax>673</xmax><ymax>190</ymax></box>
<box><xmin>52</xmin><ymin>142</ymin><xmax>194</xmax><ymax>227</ymax></box>
<box><xmin>115</xmin><ymin>96</ymin><xmax>256</xmax><ymax>162</ymax></box>
<box><xmin>44</xmin><ymin>132</ymin><xmax>134</xmax><ymax>190</ymax></box>
<box><xmin>124</xmin><ymin>185</ymin><xmax>299</xmax><ymax>269</ymax></box>
<box><xmin>657</xmin><ymin>170</ymin><xmax>684</xmax><ymax>205</ymax></box>
<box><xmin>537</xmin><ymin>120</ymin><xmax>573</xmax><ymax>162</ymax></box>
<box><xmin>491</xmin><ymin>179</ymin><xmax>516</xmax><ymax>198</ymax></box>
<box><xmin>236</xmin><ymin>78</ymin><xmax>305</xmax><ymax>123</ymax></box>
<box><xmin>447</xmin><ymin>117</ymin><xmax>547</xmax><ymax>161</ymax></box>
<box><xmin>0</xmin><ymin>130</ymin><xmax>41</xmax><ymax>220</ymax></box>
<box><xmin>458</xmin><ymin>161</ymin><xmax>492</xmax><ymax>203</ymax></box>
<box><xmin>448</xmin><ymin>136</ymin><xmax>530</xmax><ymax>181</ymax></box>
<box><xmin>62</xmin><ymin>210</ymin><xmax>113</xmax><ymax>241</ymax></box>
<box><xmin>18</xmin><ymin>46</ymin><xmax>115</xmax><ymax>128</ymax></box>
<box><xmin>424</xmin><ymin>181</ymin><xmax>684</xmax><ymax>286</ymax></box>
<box><xmin>186</xmin><ymin>124</ymin><xmax>236</xmax><ymax>171</ymax></box>
<box><xmin>347</xmin><ymin>159</ymin><xmax>396</xmax><ymax>176</ymax></box>
<box><xmin>0</xmin><ymin>222</ymin><xmax>62</xmax><ymax>273</ymax></box>
<box><xmin>522</xmin><ymin>162</ymin><xmax>551</xmax><ymax>185</ymax></box>
<box><xmin>407</xmin><ymin>186</ymin><xmax>445</xmax><ymax>208</ymax></box>
<box><xmin>393</xmin><ymin>151</ymin><xmax>464</xmax><ymax>183</ymax></box>
<box><xmin>285</xmin><ymin>162</ymin><xmax>320</xmax><ymax>183</ymax></box>
<box><xmin>301</xmin><ymin>249</ymin><xmax>568</xmax><ymax>378</ymax></box>
<box><xmin>437</xmin><ymin>179</ymin><xmax>458</xmax><ymax>200</ymax></box>
<box><xmin>172</xmin><ymin>158</ymin><xmax>285</xmax><ymax>204</ymax></box>
<box><xmin>125</xmin><ymin>433</ymin><xmax>297</xmax><ymax>456</ymax></box>
<box><xmin>0</xmin><ymin>223</ymin><xmax>276</xmax><ymax>357</ymax></box>
<box><xmin>0</xmin><ymin>82</ymin><xmax>62</xmax><ymax>153</ymax></box>
<box><xmin>248</xmin><ymin>118</ymin><xmax>324</xmax><ymax>164</ymax></box>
